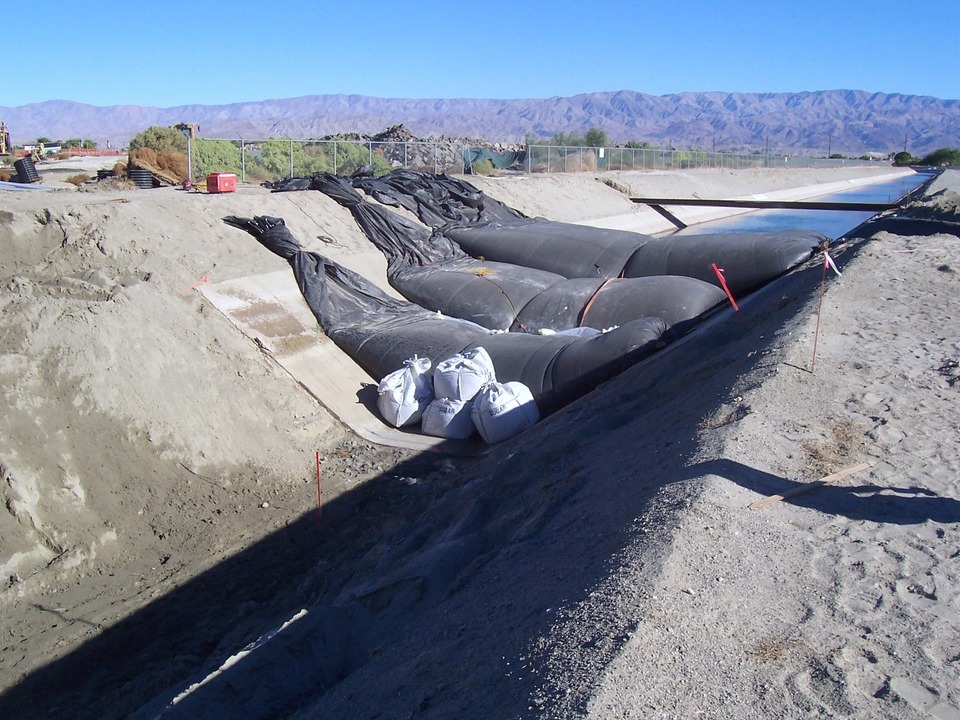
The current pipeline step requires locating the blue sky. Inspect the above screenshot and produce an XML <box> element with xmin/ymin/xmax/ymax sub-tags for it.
<box><xmin>7</xmin><ymin>0</ymin><xmax>959</xmax><ymax>107</ymax></box>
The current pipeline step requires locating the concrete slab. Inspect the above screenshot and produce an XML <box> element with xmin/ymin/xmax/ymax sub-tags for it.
<box><xmin>200</xmin><ymin>269</ymin><xmax>476</xmax><ymax>453</ymax></box>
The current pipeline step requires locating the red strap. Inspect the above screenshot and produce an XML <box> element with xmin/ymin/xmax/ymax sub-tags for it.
<box><xmin>579</xmin><ymin>278</ymin><xmax>617</xmax><ymax>327</ymax></box>
<box><xmin>712</xmin><ymin>263</ymin><xmax>739</xmax><ymax>312</ymax></box>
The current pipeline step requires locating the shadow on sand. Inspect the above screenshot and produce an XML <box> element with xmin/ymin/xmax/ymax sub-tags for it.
<box><xmin>4</xmin><ymin>231</ymin><xmax>953</xmax><ymax>719</ymax></box>
<box><xmin>695</xmin><ymin>458</ymin><xmax>960</xmax><ymax>524</ymax></box>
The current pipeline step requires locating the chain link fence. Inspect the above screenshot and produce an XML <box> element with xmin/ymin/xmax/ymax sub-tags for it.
<box><xmin>190</xmin><ymin>136</ymin><xmax>885</xmax><ymax>184</ymax></box>
<box><xmin>191</xmin><ymin>138</ymin><xmax>468</xmax><ymax>184</ymax></box>
<box><xmin>520</xmin><ymin>145</ymin><xmax>884</xmax><ymax>173</ymax></box>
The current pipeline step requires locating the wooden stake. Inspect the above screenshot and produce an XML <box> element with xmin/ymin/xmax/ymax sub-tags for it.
<box><xmin>315</xmin><ymin>451</ymin><xmax>322</xmax><ymax>517</ymax></box>
<box><xmin>810</xmin><ymin>246</ymin><xmax>830</xmax><ymax>373</ymax></box>
<box><xmin>749</xmin><ymin>460</ymin><xmax>878</xmax><ymax>510</ymax></box>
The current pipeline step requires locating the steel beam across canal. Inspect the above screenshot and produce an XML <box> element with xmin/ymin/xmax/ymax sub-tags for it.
<box><xmin>631</xmin><ymin>197</ymin><xmax>899</xmax><ymax>211</ymax></box>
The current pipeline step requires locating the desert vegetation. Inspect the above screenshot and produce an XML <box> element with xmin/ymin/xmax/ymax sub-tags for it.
<box><xmin>894</xmin><ymin>147</ymin><xmax>960</xmax><ymax>167</ymax></box>
<box><xmin>128</xmin><ymin>126</ymin><xmax>393</xmax><ymax>183</ymax></box>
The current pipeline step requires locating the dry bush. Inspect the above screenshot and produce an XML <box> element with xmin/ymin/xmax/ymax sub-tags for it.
<box><xmin>157</xmin><ymin>151</ymin><xmax>188</xmax><ymax>179</ymax></box>
<box><xmin>129</xmin><ymin>146</ymin><xmax>157</xmax><ymax>167</ymax></box>
<box><xmin>112</xmin><ymin>162</ymin><xmax>126</xmax><ymax>176</ymax></box>
<box><xmin>129</xmin><ymin>147</ymin><xmax>188</xmax><ymax>183</ymax></box>
<box><xmin>66</xmin><ymin>173</ymin><xmax>90</xmax><ymax>187</ymax></box>
<box><xmin>0</xmin><ymin>168</ymin><xmax>11</xmax><ymax>182</ymax></box>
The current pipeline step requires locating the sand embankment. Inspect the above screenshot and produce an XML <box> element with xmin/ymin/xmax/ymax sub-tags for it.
<box><xmin>0</xmin><ymin>163</ymin><xmax>957</xmax><ymax>719</ymax></box>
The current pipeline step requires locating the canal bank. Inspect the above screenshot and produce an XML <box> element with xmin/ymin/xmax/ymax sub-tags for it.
<box><xmin>468</xmin><ymin>165</ymin><xmax>921</xmax><ymax>236</ymax></box>
<box><xmin>600</xmin><ymin>168</ymin><xmax>921</xmax><ymax>235</ymax></box>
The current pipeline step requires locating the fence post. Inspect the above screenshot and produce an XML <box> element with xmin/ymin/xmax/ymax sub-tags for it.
<box><xmin>240</xmin><ymin>137</ymin><xmax>245</xmax><ymax>182</ymax></box>
<box><xmin>333</xmin><ymin>140</ymin><xmax>338</xmax><ymax>175</ymax></box>
<box><xmin>289</xmin><ymin>138</ymin><xmax>294</xmax><ymax>178</ymax></box>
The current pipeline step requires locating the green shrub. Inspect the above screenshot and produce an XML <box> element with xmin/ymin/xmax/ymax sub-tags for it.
<box><xmin>466</xmin><ymin>158</ymin><xmax>496</xmax><ymax>175</ymax></box>
<box><xmin>243</xmin><ymin>139</ymin><xmax>390</xmax><ymax>180</ymax></box>
<box><xmin>129</xmin><ymin>126</ymin><xmax>186</xmax><ymax>154</ymax></box>
<box><xmin>919</xmin><ymin>147</ymin><xmax>960</xmax><ymax>166</ymax></box>
<box><xmin>893</xmin><ymin>151</ymin><xmax>917</xmax><ymax>166</ymax></box>
<box><xmin>584</xmin><ymin>128</ymin><xmax>608</xmax><ymax>148</ymax></box>
<box><xmin>193</xmin><ymin>139</ymin><xmax>242</xmax><ymax>179</ymax></box>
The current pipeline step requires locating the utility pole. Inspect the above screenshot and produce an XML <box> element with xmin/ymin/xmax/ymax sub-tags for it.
<box><xmin>175</xmin><ymin>123</ymin><xmax>197</xmax><ymax>183</ymax></box>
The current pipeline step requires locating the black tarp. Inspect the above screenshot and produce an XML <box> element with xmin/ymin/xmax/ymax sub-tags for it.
<box><xmin>224</xmin><ymin>215</ymin><xmax>668</xmax><ymax>414</ymax></box>
<box><xmin>307</xmin><ymin>173</ymin><xmax>564</xmax><ymax>330</ymax></box>
<box><xmin>513</xmin><ymin>275</ymin><xmax>726</xmax><ymax>335</ymax></box>
<box><xmin>348</xmin><ymin>169</ymin><xmax>523</xmax><ymax>227</ymax></box>
<box><xmin>446</xmin><ymin>219</ymin><xmax>828</xmax><ymax>297</ymax></box>
<box><xmin>306</xmin><ymin>173</ymin><xmax>726</xmax><ymax>333</ymax></box>
<box><xmin>620</xmin><ymin>229</ymin><xmax>829</xmax><ymax>296</ymax></box>
<box><xmin>346</xmin><ymin>169</ymin><xmax>829</xmax><ymax>297</ymax></box>
<box><xmin>445</xmin><ymin>217</ymin><xmax>651</xmax><ymax>280</ymax></box>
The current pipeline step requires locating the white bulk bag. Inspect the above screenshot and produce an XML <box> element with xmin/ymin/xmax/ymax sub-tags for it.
<box><xmin>433</xmin><ymin>347</ymin><xmax>496</xmax><ymax>401</ymax></box>
<box><xmin>421</xmin><ymin>397</ymin><xmax>476</xmax><ymax>439</ymax></box>
<box><xmin>376</xmin><ymin>356</ymin><xmax>434</xmax><ymax>427</ymax></box>
<box><xmin>471</xmin><ymin>381</ymin><xmax>539</xmax><ymax>444</ymax></box>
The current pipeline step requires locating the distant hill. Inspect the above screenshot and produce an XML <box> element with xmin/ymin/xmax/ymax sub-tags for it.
<box><xmin>2</xmin><ymin>89</ymin><xmax>958</xmax><ymax>156</ymax></box>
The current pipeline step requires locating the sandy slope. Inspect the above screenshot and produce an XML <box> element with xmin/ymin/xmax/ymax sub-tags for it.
<box><xmin>0</xmin><ymin>163</ymin><xmax>957</xmax><ymax>719</ymax></box>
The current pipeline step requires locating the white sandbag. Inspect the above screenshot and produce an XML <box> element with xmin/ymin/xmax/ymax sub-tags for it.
<box><xmin>471</xmin><ymin>381</ymin><xmax>539</xmax><ymax>444</ymax></box>
<box><xmin>433</xmin><ymin>347</ymin><xmax>496</xmax><ymax>401</ymax></box>
<box><xmin>376</xmin><ymin>356</ymin><xmax>433</xmax><ymax>427</ymax></box>
<box><xmin>421</xmin><ymin>397</ymin><xmax>476</xmax><ymax>439</ymax></box>
<box><xmin>555</xmin><ymin>326</ymin><xmax>602</xmax><ymax>338</ymax></box>
<box><xmin>538</xmin><ymin>327</ymin><xmax>600</xmax><ymax>338</ymax></box>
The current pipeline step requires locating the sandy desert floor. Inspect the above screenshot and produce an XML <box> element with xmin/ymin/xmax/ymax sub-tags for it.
<box><xmin>0</xmin><ymin>160</ymin><xmax>957</xmax><ymax>719</ymax></box>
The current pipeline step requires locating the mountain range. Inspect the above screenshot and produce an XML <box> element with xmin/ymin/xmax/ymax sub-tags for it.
<box><xmin>2</xmin><ymin>89</ymin><xmax>958</xmax><ymax>156</ymax></box>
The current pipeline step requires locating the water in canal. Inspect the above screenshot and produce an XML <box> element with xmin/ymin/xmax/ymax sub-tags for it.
<box><xmin>665</xmin><ymin>170</ymin><xmax>936</xmax><ymax>239</ymax></box>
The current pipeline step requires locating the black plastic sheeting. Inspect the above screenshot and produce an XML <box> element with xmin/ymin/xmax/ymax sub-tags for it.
<box><xmin>620</xmin><ymin>230</ymin><xmax>828</xmax><ymax>294</ymax></box>
<box><xmin>514</xmin><ymin>276</ymin><xmax>727</xmax><ymax>335</ymax></box>
<box><xmin>296</xmin><ymin>173</ymin><xmax>562</xmax><ymax>330</ymax></box>
<box><xmin>343</xmin><ymin>169</ymin><xmax>829</xmax><ymax>297</ymax></box>
<box><xmin>446</xmin><ymin>218</ymin><xmax>649</xmax><ymax>280</ymax></box>
<box><xmin>303</xmin><ymin>173</ymin><xmax>726</xmax><ymax>334</ymax></box>
<box><xmin>352</xmin><ymin>168</ymin><xmax>522</xmax><ymax>227</ymax></box>
<box><xmin>224</xmin><ymin>215</ymin><xmax>668</xmax><ymax>415</ymax></box>
<box><xmin>343</xmin><ymin>168</ymin><xmax>524</xmax><ymax>227</ymax></box>
<box><xmin>445</xmin><ymin>219</ymin><xmax>827</xmax><ymax>297</ymax></box>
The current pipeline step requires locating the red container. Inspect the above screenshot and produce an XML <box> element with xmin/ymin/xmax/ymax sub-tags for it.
<box><xmin>206</xmin><ymin>172</ymin><xmax>237</xmax><ymax>193</ymax></box>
